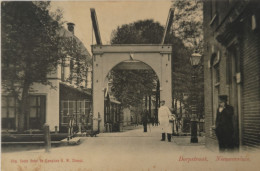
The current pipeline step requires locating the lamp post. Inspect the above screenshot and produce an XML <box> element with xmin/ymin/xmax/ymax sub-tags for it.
<box><xmin>190</xmin><ymin>52</ymin><xmax>202</xmax><ymax>143</ymax></box>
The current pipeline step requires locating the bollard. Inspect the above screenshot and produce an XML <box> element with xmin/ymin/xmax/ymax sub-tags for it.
<box><xmin>78</xmin><ymin>123</ymin><xmax>82</xmax><ymax>134</ymax></box>
<box><xmin>68</xmin><ymin>127</ymin><xmax>70</xmax><ymax>140</ymax></box>
<box><xmin>55</xmin><ymin>126</ymin><xmax>58</xmax><ymax>134</ymax></box>
<box><xmin>110</xmin><ymin>123</ymin><xmax>112</xmax><ymax>132</ymax></box>
<box><xmin>43</xmin><ymin>124</ymin><xmax>51</xmax><ymax>152</ymax></box>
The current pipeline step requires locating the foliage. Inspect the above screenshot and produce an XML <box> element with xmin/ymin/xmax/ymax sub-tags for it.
<box><xmin>111</xmin><ymin>19</ymin><xmax>164</xmax><ymax>44</ymax></box>
<box><xmin>172</xmin><ymin>0</ymin><xmax>203</xmax><ymax>51</ymax></box>
<box><xmin>1</xmin><ymin>1</ymin><xmax>65</xmax><ymax>131</ymax></box>
<box><xmin>110</xmin><ymin>19</ymin><xmax>190</xmax><ymax>109</ymax></box>
<box><xmin>110</xmin><ymin>20</ymin><xmax>165</xmax><ymax>107</ymax></box>
<box><xmin>170</xmin><ymin>0</ymin><xmax>204</xmax><ymax>119</ymax></box>
<box><xmin>2</xmin><ymin>1</ymin><xmax>65</xmax><ymax>91</ymax></box>
<box><xmin>110</xmin><ymin>70</ymin><xmax>157</xmax><ymax>108</ymax></box>
<box><xmin>60</xmin><ymin>37</ymin><xmax>89</xmax><ymax>88</ymax></box>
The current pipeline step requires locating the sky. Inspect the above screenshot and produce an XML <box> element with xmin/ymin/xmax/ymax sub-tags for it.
<box><xmin>51</xmin><ymin>0</ymin><xmax>173</xmax><ymax>53</ymax></box>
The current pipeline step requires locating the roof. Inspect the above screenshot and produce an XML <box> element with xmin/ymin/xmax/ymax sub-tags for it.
<box><xmin>58</xmin><ymin>27</ymin><xmax>92</xmax><ymax>64</ymax></box>
<box><xmin>60</xmin><ymin>82</ymin><xmax>92</xmax><ymax>96</ymax></box>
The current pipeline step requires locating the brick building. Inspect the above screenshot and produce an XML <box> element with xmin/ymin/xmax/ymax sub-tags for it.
<box><xmin>203</xmin><ymin>0</ymin><xmax>260</xmax><ymax>151</ymax></box>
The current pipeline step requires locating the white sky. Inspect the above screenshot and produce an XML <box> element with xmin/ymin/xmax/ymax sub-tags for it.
<box><xmin>51</xmin><ymin>0</ymin><xmax>173</xmax><ymax>53</ymax></box>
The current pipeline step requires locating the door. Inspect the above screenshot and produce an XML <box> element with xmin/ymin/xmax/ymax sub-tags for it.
<box><xmin>228</xmin><ymin>47</ymin><xmax>241</xmax><ymax>150</ymax></box>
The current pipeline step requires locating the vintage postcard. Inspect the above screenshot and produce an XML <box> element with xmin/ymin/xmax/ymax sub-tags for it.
<box><xmin>1</xmin><ymin>0</ymin><xmax>260</xmax><ymax>170</ymax></box>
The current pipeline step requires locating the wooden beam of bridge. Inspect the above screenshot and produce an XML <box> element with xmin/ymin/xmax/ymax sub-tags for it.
<box><xmin>161</xmin><ymin>8</ymin><xmax>174</xmax><ymax>44</ymax></box>
<box><xmin>90</xmin><ymin>8</ymin><xmax>102</xmax><ymax>45</ymax></box>
<box><xmin>113</xmin><ymin>61</ymin><xmax>152</xmax><ymax>70</ymax></box>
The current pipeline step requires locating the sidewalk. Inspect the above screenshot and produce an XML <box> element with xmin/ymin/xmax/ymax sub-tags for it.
<box><xmin>121</xmin><ymin>124</ymin><xmax>143</xmax><ymax>132</ymax></box>
<box><xmin>173</xmin><ymin>136</ymin><xmax>205</xmax><ymax>146</ymax></box>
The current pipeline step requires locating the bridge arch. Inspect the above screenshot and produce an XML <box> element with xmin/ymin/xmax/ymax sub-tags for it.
<box><xmin>92</xmin><ymin>44</ymin><xmax>172</xmax><ymax>132</ymax></box>
<box><xmin>103</xmin><ymin>59</ymin><xmax>161</xmax><ymax>87</ymax></box>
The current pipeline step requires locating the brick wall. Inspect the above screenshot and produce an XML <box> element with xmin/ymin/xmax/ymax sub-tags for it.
<box><xmin>203</xmin><ymin>0</ymin><xmax>260</xmax><ymax>151</ymax></box>
<box><xmin>240</xmin><ymin>8</ymin><xmax>260</xmax><ymax>148</ymax></box>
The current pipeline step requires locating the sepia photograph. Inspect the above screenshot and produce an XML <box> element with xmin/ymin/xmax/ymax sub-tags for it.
<box><xmin>1</xmin><ymin>0</ymin><xmax>260</xmax><ymax>170</ymax></box>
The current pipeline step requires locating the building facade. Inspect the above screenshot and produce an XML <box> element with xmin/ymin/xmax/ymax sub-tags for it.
<box><xmin>1</xmin><ymin>18</ymin><xmax>92</xmax><ymax>133</ymax></box>
<box><xmin>203</xmin><ymin>0</ymin><xmax>260</xmax><ymax>151</ymax></box>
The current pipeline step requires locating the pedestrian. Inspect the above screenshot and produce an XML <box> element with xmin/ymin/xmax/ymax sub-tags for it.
<box><xmin>170</xmin><ymin>108</ymin><xmax>177</xmax><ymax>135</ymax></box>
<box><xmin>142</xmin><ymin>109</ymin><xmax>148</xmax><ymax>132</ymax></box>
<box><xmin>158</xmin><ymin>100</ymin><xmax>175</xmax><ymax>142</ymax></box>
<box><xmin>215</xmin><ymin>95</ymin><xmax>235</xmax><ymax>152</ymax></box>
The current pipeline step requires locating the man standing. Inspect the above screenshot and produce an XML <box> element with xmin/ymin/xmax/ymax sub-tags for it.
<box><xmin>215</xmin><ymin>95</ymin><xmax>235</xmax><ymax>152</ymax></box>
<box><xmin>142</xmin><ymin>109</ymin><xmax>148</xmax><ymax>132</ymax></box>
<box><xmin>158</xmin><ymin>100</ymin><xmax>175</xmax><ymax>142</ymax></box>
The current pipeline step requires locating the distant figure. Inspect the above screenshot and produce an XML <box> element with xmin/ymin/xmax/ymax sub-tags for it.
<box><xmin>215</xmin><ymin>95</ymin><xmax>235</xmax><ymax>152</ymax></box>
<box><xmin>135</xmin><ymin>115</ymin><xmax>139</xmax><ymax>127</ymax></box>
<box><xmin>142</xmin><ymin>110</ymin><xmax>148</xmax><ymax>132</ymax></box>
<box><xmin>158</xmin><ymin>100</ymin><xmax>175</xmax><ymax>142</ymax></box>
<box><xmin>170</xmin><ymin>108</ymin><xmax>177</xmax><ymax>135</ymax></box>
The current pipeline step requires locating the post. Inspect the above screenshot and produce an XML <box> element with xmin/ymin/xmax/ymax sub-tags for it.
<box><xmin>55</xmin><ymin>126</ymin><xmax>58</xmax><ymax>134</ymax></box>
<box><xmin>190</xmin><ymin>68</ymin><xmax>198</xmax><ymax>143</ymax></box>
<box><xmin>79</xmin><ymin>123</ymin><xmax>82</xmax><ymax>134</ymax></box>
<box><xmin>189</xmin><ymin>52</ymin><xmax>201</xmax><ymax>143</ymax></box>
<box><xmin>97</xmin><ymin>112</ymin><xmax>102</xmax><ymax>133</ymax></box>
<box><xmin>149</xmin><ymin>95</ymin><xmax>151</xmax><ymax>120</ymax></box>
<box><xmin>44</xmin><ymin>124</ymin><xmax>51</xmax><ymax>152</ymax></box>
<box><xmin>68</xmin><ymin>115</ymin><xmax>74</xmax><ymax>140</ymax></box>
<box><xmin>155</xmin><ymin>80</ymin><xmax>160</xmax><ymax>125</ymax></box>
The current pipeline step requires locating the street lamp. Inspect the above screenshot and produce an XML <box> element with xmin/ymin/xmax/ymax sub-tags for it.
<box><xmin>190</xmin><ymin>52</ymin><xmax>202</xmax><ymax>143</ymax></box>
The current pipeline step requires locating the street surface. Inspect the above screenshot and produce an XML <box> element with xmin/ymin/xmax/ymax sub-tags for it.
<box><xmin>1</xmin><ymin>125</ymin><xmax>258</xmax><ymax>171</ymax></box>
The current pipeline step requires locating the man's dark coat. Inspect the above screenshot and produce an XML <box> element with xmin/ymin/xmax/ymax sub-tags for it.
<box><xmin>215</xmin><ymin>105</ymin><xmax>234</xmax><ymax>149</ymax></box>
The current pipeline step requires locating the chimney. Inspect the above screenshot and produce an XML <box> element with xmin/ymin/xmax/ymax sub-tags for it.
<box><xmin>67</xmin><ymin>22</ymin><xmax>75</xmax><ymax>34</ymax></box>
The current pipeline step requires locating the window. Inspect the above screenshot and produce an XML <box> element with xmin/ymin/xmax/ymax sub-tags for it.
<box><xmin>209</xmin><ymin>0</ymin><xmax>219</xmax><ymax>27</ymax></box>
<box><xmin>212</xmin><ymin>52</ymin><xmax>220</xmax><ymax>84</ymax></box>
<box><xmin>77</xmin><ymin>100</ymin><xmax>91</xmax><ymax>125</ymax></box>
<box><xmin>214</xmin><ymin>63</ymin><xmax>220</xmax><ymax>84</ymax></box>
<box><xmin>210</xmin><ymin>53</ymin><xmax>220</xmax><ymax>126</ymax></box>
<box><xmin>27</xmin><ymin>95</ymin><xmax>46</xmax><ymax>129</ymax></box>
<box><xmin>213</xmin><ymin>0</ymin><xmax>218</xmax><ymax>16</ymax></box>
<box><xmin>61</xmin><ymin>100</ymin><xmax>76</xmax><ymax>125</ymax></box>
<box><xmin>1</xmin><ymin>95</ymin><xmax>46</xmax><ymax>130</ymax></box>
<box><xmin>226</xmin><ymin>54</ymin><xmax>231</xmax><ymax>85</ymax></box>
<box><xmin>1</xmin><ymin>96</ymin><xmax>18</xmax><ymax>130</ymax></box>
<box><xmin>61</xmin><ymin>100</ymin><xmax>91</xmax><ymax>127</ymax></box>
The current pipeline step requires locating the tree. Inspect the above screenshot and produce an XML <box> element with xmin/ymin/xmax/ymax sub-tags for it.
<box><xmin>111</xmin><ymin>19</ymin><xmax>164</xmax><ymax>44</ymax></box>
<box><xmin>110</xmin><ymin>19</ymin><xmax>190</xmax><ymax>109</ymax></box>
<box><xmin>171</xmin><ymin>0</ymin><xmax>204</xmax><ymax>121</ymax></box>
<box><xmin>1</xmin><ymin>1</ymin><xmax>65</xmax><ymax>132</ymax></box>
<box><xmin>109</xmin><ymin>70</ymin><xmax>157</xmax><ymax>108</ymax></box>
<box><xmin>172</xmin><ymin>0</ymin><xmax>203</xmax><ymax>50</ymax></box>
<box><xmin>110</xmin><ymin>20</ymin><xmax>165</xmax><ymax>108</ymax></box>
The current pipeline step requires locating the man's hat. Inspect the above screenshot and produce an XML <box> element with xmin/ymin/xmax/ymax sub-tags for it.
<box><xmin>218</xmin><ymin>95</ymin><xmax>228</xmax><ymax>101</ymax></box>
